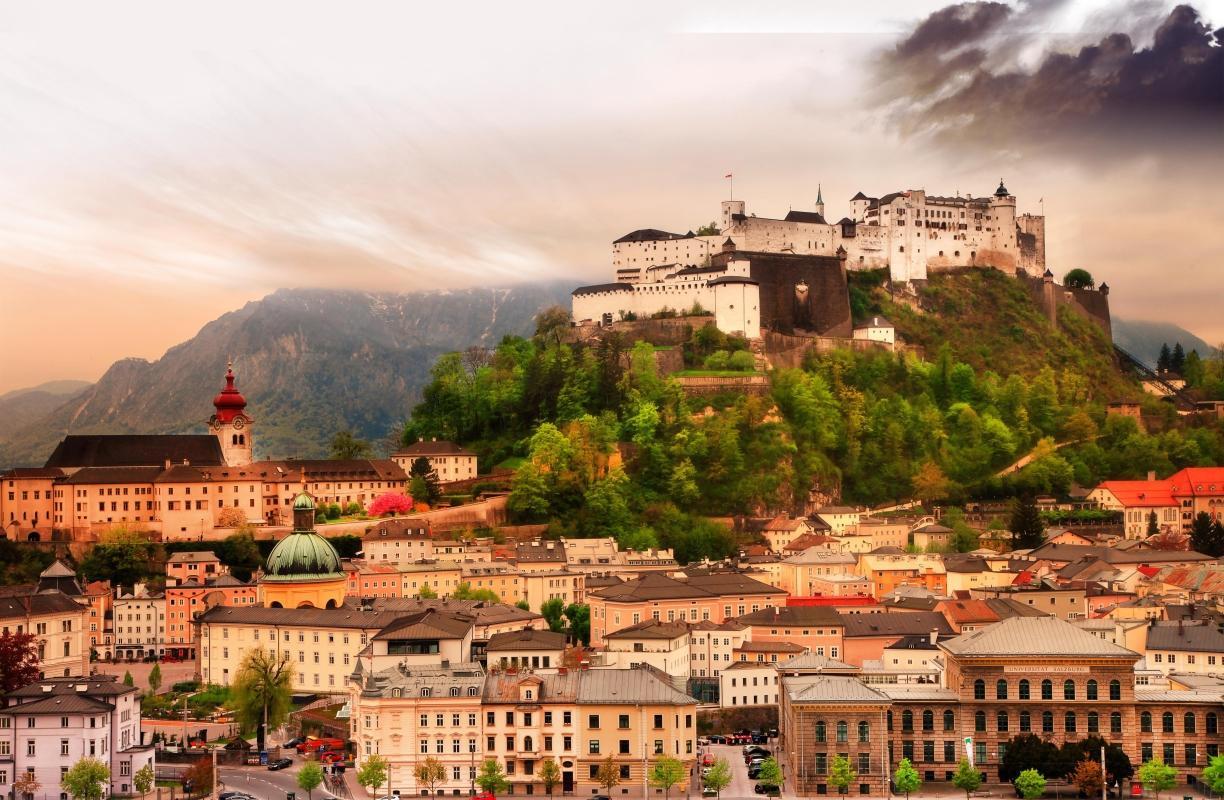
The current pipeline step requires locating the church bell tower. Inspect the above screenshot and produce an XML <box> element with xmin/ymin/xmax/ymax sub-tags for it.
<box><xmin>210</xmin><ymin>361</ymin><xmax>253</xmax><ymax>466</ymax></box>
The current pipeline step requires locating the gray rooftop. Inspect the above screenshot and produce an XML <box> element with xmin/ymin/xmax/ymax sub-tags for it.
<box><xmin>784</xmin><ymin>674</ymin><xmax>891</xmax><ymax>704</ymax></box>
<box><xmin>941</xmin><ymin>616</ymin><xmax>1139</xmax><ymax>659</ymax></box>
<box><xmin>1145</xmin><ymin>621</ymin><xmax>1224</xmax><ymax>653</ymax></box>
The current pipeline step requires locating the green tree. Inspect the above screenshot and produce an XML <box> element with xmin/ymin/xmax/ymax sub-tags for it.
<box><xmin>695</xmin><ymin>222</ymin><xmax>720</xmax><ymax>236</ymax></box>
<box><xmin>1157</xmin><ymin>343</ymin><xmax>1172</xmax><ymax>372</ymax></box>
<box><xmin>515</xmin><ymin>599</ymin><xmax>531</xmax><ymax>611</ymax></box>
<box><xmin>476</xmin><ymin>759</ymin><xmax>510</xmax><ymax>794</ymax></box>
<box><xmin>1009</xmin><ymin>496</ymin><xmax>1045</xmax><ymax>550</ymax></box>
<box><xmin>563</xmin><ymin>603</ymin><xmax>590</xmax><ymax>646</ymax></box>
<box><xmin>1062</xmin><ymin>269</ymin><xmax>1094</xmax><ymax>289</ymax></box>
<box><xmin>419</xmin><ymin>584</ymin><xmax>438</xmax><ymax>599</ymax></box>
<box><xmin>596</xmin><ymin>756</ymin><xmax>621</xmax><ymax>793</ymax></box>
<box><xmin>1190</xmin><ymin>511</ymin><xmax>1222</xmax><ymax>556</ymax></box>
<box><xmin>1201</xmin><ymin>754</ymin><xmax>1224</xmax><ymax>795</ymax></box>
<box><xmin>1171</xmin><ymin>343</ymin><xmax>1186</xmax><ymax>374</ymax></box>
<box><xmin>133</xmin><ymin>764</ymin><xmax>155</xmax><ymax>800</ymax></box>
<box><xmin>452</xmin><ymin>582</ymin><xmax>500</xmax><ymax>603</ymax></box>
<box><xmin>538</xmin><ymin>757</ymin><xmax>562</xmax><ymax>799</ymax></box>
<box><xmin>756</xmin><ymin>757</ymin><xmax>784</xmax><ymax>792</ymax></box>
<box><xmin>62</xmin><ymin>758</ymin><xmax>110</xmax><ymax>800</ymax></box>
<box><xmin>123</xmin><ymin>671</ymin><xmax>134</xmax><ymax>687</ymax></box>
<box><xmin>329</xmin><ymin>430</ymin><xmax>372</xmax><ymax>460</ymax></box>
<box><xmin>541</xmin><ymin>597</ymin><xmax>566</xmax><ymax>633</ymax></box>
<box><xmin>414</xmin><ymin>757</ymin><xmax>447</xmax><ymax>795</ymax></box>
<box><xmin>953</xmin><ymin>758</ymin><xmax>982</xmax><ymax>800</ymax></box>
<box><xmin>231</xmin><ymin>649</ymin><xmax>294</xmax><ymax>749</ymax></box>
<box><xmin>1138</xmin><ymin>758</ymin><xmax>1176</xmax><ymax>800</ymax></box>
<box><xmin>893</xmin><ymin>758</ymin><xmax>921</xmax><ymax>800</ymax></box>
<box><xmin>1147</xmin><ymin>510</ymin><xmax>1161</xmax><ymax>536</ymax></box>
<box><xmin>80</xmin><ymin>531</ymin><xmax>154</xmax><ymax>587</ymax></box>
<box><xmin>702</xmin><ymin>759</ymin><xmax>732</xmax><ymax>799</ymax></box>
<box><xmin>649</xmin><ymin>755</ymin><xmax>686</xmax><ymax>800</ymax></box>
<box><xmin>148</xmin><ymin>663</ymin><xmax>162</xmax><ymax>694</ymax></box>
<box><xmin>297</xmin><ymin>761</ymin><xmax>325</xmax><ymax>800</ymax></box>
<box><xmin>217</xmin><ymin>529</ymin><xmax>264</xmax><ymax>581</ymax></box>
<box><xmin>829</xmin><ymin>754</ymin><xmax>857</xmax><ymax>800</ymax></box>
<box><xmin>1014</xmin><ymin>768</ymin><xmax>1046</xmax><ymax>800</ymax></box>
<box><xmin>535</xmin><ymin>306</ymin><xmax>572</xmax><ymax>345</ymax></box>
<box><xmin>356</xmin><ymin>753</ymin><xmax>389</xmax><ymax>799</ymax></box>
<box><xmin>409</xmin><ymin>457</ymin><xmax>442</xmax><ymax>505</ymax></box>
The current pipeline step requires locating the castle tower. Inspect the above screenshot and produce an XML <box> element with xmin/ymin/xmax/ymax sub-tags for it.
<box><xmin>989</xmin><ymin>179</ymin><xmax>1018</xmax><ymax>268</ymax></box>
<box><xmin>815</xmin><ymin>184</ymin><xmax>825</xmax><ymax>218</ymax></box>
<box><xmin>210</xmin><ymin>361</ymin><xmax>253</xmax><ymax>467</ymax></box>
<box><xmin>721</xmin><ymin>199</ymin><xmax>745</xmax><ymax>233</ymax></box>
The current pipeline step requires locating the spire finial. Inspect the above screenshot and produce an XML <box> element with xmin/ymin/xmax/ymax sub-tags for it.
<box><xmin>816</xmin><ymin>183</ymin><xmax>823</xmax><ymax>205</ymax></box>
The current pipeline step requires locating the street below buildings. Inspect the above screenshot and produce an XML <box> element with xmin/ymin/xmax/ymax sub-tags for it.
<box><xmin>94</xmin><ymin>658</ymin><xmax>197</xmax><ymax>692</ymax></box>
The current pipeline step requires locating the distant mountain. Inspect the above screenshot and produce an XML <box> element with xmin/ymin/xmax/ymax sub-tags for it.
<box><xmin>0</xmin><ymin>380</ymin><xmax>93</xmax><ymax>439</ymax></box>
<box><xmin>0</xmin><ymin>284</ymin><xmax>572</xmax><ymax>467</ymax></box>
<box><xmin>1112</xmin><ymin>318</ymin><xmax>1218</xmax><ymax>368</ymax></box>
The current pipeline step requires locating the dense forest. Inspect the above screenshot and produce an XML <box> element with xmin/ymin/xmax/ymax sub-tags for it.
<box><xmin>403</xmin><ymin>272</ymin><xmax>1224</xmax><ymax>560</ymax></box>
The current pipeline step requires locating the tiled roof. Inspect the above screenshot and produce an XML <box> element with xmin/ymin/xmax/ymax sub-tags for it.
<box><xmin>1026</xmin><ymin>543</ymin><xmax>1214</xmax><ymax>564</ymax></box>
<box><xmin>515</xmin><ymin>542</ymin><xmax>567</xmax><ymax>562</ymax></box>
<box><xmin>784</xmin><ymin>674</ymin><xmax>890</xmax><ymax>704</ymax></box>
<box><xmin>1145</xmin><ymin>622</ymin><xmax>1224</xmax><ymax>653</ymax></box>
<box><xmin>591</xmin><ymin>572</ymin><xmax>779</xmax><ymax>602</ymax></box>
<box><xmin>941</xmin><ymin>616</ymin><xmax>1138</xmax><ymax>658</ymax></box>
<box><xmin>612</xmin><ymin>229</ymin><xmax>692</xmax><ymax>244</ymax></box>
<box><xmin>372</xmin><ymin>609</ymin><xmax>474</xmax><ymax>641</ymax></box>
<box><xmin>0</xmin><ymin>591</ymin><xmax>86</xmax><ymax>621</ymax></box>
<box><xmin>877</xmin><ymin>685</ymin><xmax>959</xmax><ymax>702</ymax></box>
<box><xmin>251</xmin><ymin>459</ymin><xmax>407</xmax><ymax>482</ymax></box>
<box><xmin>0</xmin><ymin>467</ymin><xmax>64</xmax><ymax>479</ymax></box>
<box><xmin>167</xmin><ymin>551</ymin><xmax>221</xmax><ymax>563</ymax></box>
<box><xmin>486</xmin><ymin>628</ymin><xmax>567</xmax><ymax>651</ymax></box>
<box><xmin>63</xmin><ymin>466</ymin><xmax>164</xmax><ymax>485</ymax></box>
<box><xmin>1</xmin><ymin>694</ymin><xmax>115</xmax><ymax>715</ymax></box>
<box><xmin>1167</xmin><ymin>467</ymin><xmax>1224</xmax><ymax>497</ymax></box>
<box><xmin>575</xmin><ymin>667</ymin><xmax>698</xmax><ymax>705</ymax></box>
<box><xmin>776</xmin><ymin>653</ymin><xmax>858</xmax><ymax>672</ymax></box>
<box><xmin>783</xmin><ymin>210</ymin><xmax>827</xmax><ymax>224</ymax></box>
<box><xmin>937</xmin><ymin>599</ymin><xmax>1000</xmax><ymax>624</ymax></box>
<box><xmin>737</xmin><ymin>640</ymin><xmax>805</xmax><ymax>653</ymax></box>
<box><xmin>5</xmin><ymin>675</ymin><xmax>135</xmax><ymax>699</ymax></box>
<box><xmin>1095</xmin><ymin>480</ymin><xmax>1178</xmax><ymax>507</ymax></box>
<box><xmin>605</xmin><ymin>620</ymin><xmax>690</xmax><ymax>640</ymax></box>
<box><xmin>844</xmin><ymin>612</ymin><xmax>952</xmax><ymax>638</ymax></box>
<box><xmin>45</xmin><ymin>434</ymin><xmax>224</xmax><ymax>469</ymax></box>
<box><xmin>737</xmin><ymin>606</ymin><xmax>843</xmax><ymax>627</ymax></box>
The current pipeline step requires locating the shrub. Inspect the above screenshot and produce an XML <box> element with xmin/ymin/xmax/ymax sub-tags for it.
<box><xmin>727</xmin><ymin>351</ymin><xmax>755</xmax><ymax>371</ymax></box>
<box><xmin>369</xmin><ymin>493</ymin><xmax>414</xmax><ymax>517</ymax></box>
<box><xmin>704</xmin><ymin>351</ymin><xmax>730</xmax><ymax>370</ymax></box>
<box><xmin>325</xmin><ymin>503</ymin><xmax>342</xmax><ymax>520</ymax></box>
<box><xmin>343</xmin><ymin>502</ymin><xmax>363</xmax><ymax>516</ymax></box>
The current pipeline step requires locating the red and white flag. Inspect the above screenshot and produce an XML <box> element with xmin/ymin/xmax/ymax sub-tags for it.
<box><xmin>725</xmin><ymin>173</ymin><xmax>733</xmax><ymax>178</ymax></box>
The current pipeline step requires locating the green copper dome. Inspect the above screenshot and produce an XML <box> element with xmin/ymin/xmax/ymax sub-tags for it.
<box><xmin>293</xmin><ymin>491</ymin><xmax>315</xmax><ymax>511</ymax></box>
<box><xmin>264</xmin><ymin>531</ymin><xmax>343</xmax><ymax>581</ymax></box>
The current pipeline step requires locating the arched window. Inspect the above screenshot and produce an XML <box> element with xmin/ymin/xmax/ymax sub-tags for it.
<box><xmin>1087</xmin><ymin>680</ymin><xmax>1098</xmax><ymax>701</ymax></box>
<box><xmin>859</xmin><ymin>721</ymin><xmax>870</xmax><ymax>743</ymax></box>
<box><xmin>997</xmin><ymin>711</ymin><xmax>1008</xmax><ymax>732</ymax></box>
<box><xmin>1109</xmin><ymin>680</ymin><xmax>1121</xmax><ymax>700</ymax></box>
<box><xmin>524</xmin><ymin>736</ymin><xmax>533</xmax><ymax>752</ymax></box>
<box><xmin>1064</xmin><ymin>712</ymin><xmax>1076</xmax><ymax>733</ymax></box>
<box><xmin>1140</xmin><ymin>712</ymin><xmax>1152</xmax><ymax>733</ymax></box>
<box><xmin>996</xmin><ymin>679</ymin><xmax>1008</xmax><ymax>700</ymax></box>
<box><xmin>1111</xmin><ymin>713</ymin><xmax>1122</xmax><ymax>735</ymax></box>
<box><xmin>421</xmin><ymin>687</ymin><xmax>432</xmax><ymax>698</ymax></box>
<box><xmin>391</xmin><ymin>688</ymin><xmax>401</xmax><ymax>698</ymax></box>
<box><xmin>902</xmin><ymin>710</ymin><xmax>914</xmax><ymax>732</ymax></box>
<box><xmin>816</xmin><ymin>720</ymin><xmax>827</xmax><ymax>742</ymax></box>
<box><xmin>1042</xmin><ymin>711</ymin><xmax>1053</xmax><ymax>733</ymax></box>
<box><xmin>1185</xmin><ymin>713</ymin><xmax>1197</xmax><ymax>734</ymax></box>
<box><xmin>975</xmin><ymin>711</ymin><xmax>985</xmax><ymax>732</ymax></box>
<box><xmin>1163</xmin><ymin>712</ymin><xmax>1174</xmax><ymax>733</ymax></box>
<box><xmin>836</xmin><ymin>721</ymin><xmax>848</xmax><ymax>743</ymax></box>
<box><xmin>974</xmin><ymin>679</ymin><xmax>985</xmax><ymax>700</ymax></box>
<box><xmin>449</xmin><ymin>687</ymin><xmax>460</xmax><ymax>697</ymax></box>
<box><xmin>1208</xmin><ymin>713</ymin><xmax>1218</xmax><ymax>735</ymax></box>
<box><xmin>943</xmin><ymin>710</ymin><xmax>955</xmax><ymax>731</ymax></box>
<box><xmin>922</xmin><ymin>710</ymin><xmax>933</xmax><ymax>732</ymax></box>
<box><xmin>1063</xmin><ymin>680</ymin><xmax>1076</xmax><ymax>701</ymax></box>
<box><xmin>886</xmin><ymin>712</ymin><xmax>893</xmax><ymax>733</ymax></box>
<box><xmin>468</xmin><ymin>687</ymin><xmax>479</xmax><ymax>696</ymax></box>
<box><xmin>1019</xmin><ymin>711</ymin><xmax>1031</xmax><ymax>732</ymax></box>
<box><xmin>1041</xmin><ymin>680</ymin><xmax>1053</xmax><ymax>700</ymax></box>
<box><xmin>1088</xmin><ymin>712</ymin><xmax>1099</xmax><ymax>734</ymax></box>
<box><xmin>1018</xmin><ymin>679</ymin><xmax>1030</xmax><ymax>700</ymax></box>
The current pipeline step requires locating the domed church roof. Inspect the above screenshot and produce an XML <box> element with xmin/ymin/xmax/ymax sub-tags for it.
<box><xmin>263</xmin><ymin>491</ymin><xmax>343</xmax><ymax>582</ymax></box>
<box><xmin>212</xmin><ymin>361</ymin><xmax>248</xmax><ymax>423</ymax></box>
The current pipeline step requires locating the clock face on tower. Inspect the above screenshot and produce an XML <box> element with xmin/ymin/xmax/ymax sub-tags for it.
<box><xmin>232</xmin><ymin>416</ymin><xmax>246</xmax><ymax>430</ymax></box>
<box><xmin>210</xmin><ymin>418</ymin><xmax>222</xmax><ymax>432</ymax></box>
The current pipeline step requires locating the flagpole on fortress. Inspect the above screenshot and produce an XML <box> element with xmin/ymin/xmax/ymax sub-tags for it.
<box><xmin>726</xmin><ymin>172</ymin><xmax>733</xmax><ymax>201</ymax></box>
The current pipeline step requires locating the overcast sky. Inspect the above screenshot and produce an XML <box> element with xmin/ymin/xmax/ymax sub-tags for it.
<box><xmin>1</xmin><ymin>0</ymin><xmax>1221</xmax><ymax>392</ymax></box>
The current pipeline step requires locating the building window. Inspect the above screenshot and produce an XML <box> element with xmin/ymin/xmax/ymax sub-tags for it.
<box><xmin>1207</xmin><ymin>713</ymin><xmax>1218</xmax><ymax>735</ymax></box>
<box><xmin>1087</xmin><ymin>712</ymin><xmax>1099</xmax><ymax>734</ymax></box>
<box><xmin>1019</xmin><ymin>712</ymin><xmax>1030</xmax><ymax>733</ymax></box>
<box><xmin>997</xmin><ymin>712</ymin><xmax>1008</xmax><ymax>732</ymax></box>
<box><xmin>1111</xmin><ymin>713</ymin><xmax>1122</xmax><ymax>735</ymax></box>
<box><xmin>943</xmin><ymin>710</ymin><xmax>954</xmax><ymax>732</ymax></box>
<box><xmin>1185</xmin><ymin>713</ymin><xmax>1197</xmax><ymax>734</ymax></box>
<box><xmin>815</xmin><ymin>721</ymin><xmax>826</xmax><ymax>743</ymax></box>
<box><xmin>973</xmin><ymin>679</ymin><xmax>985</xmax><ymax>700</ymax></box>
<box><xmin>1109</xmin><ymin>680</ymin><xmax>1121</xmax><ymax>700</ymax></box>
<box><xmin>1086</xmin><ymin>680</ymin><xmax>1098</xmax><ymax>701</ymax></box>
<box><xmin>1141</xmin><ymin>712</ymin><xmax>1152</xmax><ymax>733</ymax></box>
<box><xmin>974</xmin><ymin>711</ymin><xmax>985</xmax><ymax>732</ymax></box>
<box><xmin>1064</xmin><ymin>712</ymin><xmax>1076</xmax><ymax>733</ymax></box>
<box><xmin>1041</xmin><ymin>680</ymin><xmax>1052</xmax><ymax>701</ymax></box>
<box><xmin>902</xmin><ymin>711</ymin><xmax>913</xmax><ymax>733</ymax></box>
<box><xmin>1018</xmin><ymin>679</ymin><xmax>1029</xmax><ymax>700</ymax></box>
<box><xmin>1163</xmin><ymin>712</ymin><xmax>1174</xmax><ymax>734</ymax></box>
<box><xmin>1063</xmin><ymin>680</ymin><xmax>1075</xmax><ymax>701</ymax></box>
<box><xmin>922</xmin><ymin>711</ymin><xmax>933</xmax><ymax>732</ymax></box>
<box><xmin>858</xmin><ymin>721</ymin><xmax>869</xmax><ymax>743</ymax></box>
<box><xmin>1042</xmin><ymin>712</ymin><xmax>1053</xmax><ymax>734</ymax></box>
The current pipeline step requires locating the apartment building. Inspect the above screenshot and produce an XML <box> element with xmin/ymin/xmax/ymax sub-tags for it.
<box><xmin>0</xmin><ymin>593</ymin><xmax>88</xmax><ymax>678</ymax></box>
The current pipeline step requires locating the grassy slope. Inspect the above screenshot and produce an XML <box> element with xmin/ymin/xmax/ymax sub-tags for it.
<box><xmin>851</xmin><ymin>268</ymin><xmax>1140</xmax><ymax>402</ymax></box>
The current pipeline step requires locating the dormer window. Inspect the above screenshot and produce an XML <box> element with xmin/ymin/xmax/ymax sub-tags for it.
<box><xmin>421</xmin><ymin>687</ymin><xmax>432</xmax><ymax>698</ymax></box>
<box><xmin>449</xmin><ymin>687</ymin><xmax>460</xmax><ymax>697</ymax></box>
<box><xmin>525</xmin><ymin>689</ymin><xmax>534</xmax><ymax>700</ymax></box>
<box><xmin>391</xmin><ymin>688</ymin><xmax>401</xmax><ymax>698</ymax></box>
<box><xmin>468</xmin><ymin>687</ymin><xmax>479</xmax><ymax>696</ymax></box>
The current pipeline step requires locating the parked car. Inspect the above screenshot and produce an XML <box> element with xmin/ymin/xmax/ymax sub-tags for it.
<box><xmin>701</xmin><ymin>789</ymin><xmax>718</xmax><ymax>798</ymax></box>
<box><xmin>321</xmin><ymin>752</ymin><xmax>346</xmax><ymax>764</ymax></box>
<box><xmin>268</xmin><ymin>758</ymin><xmax>293</xmax><ymax>771</ymax></box>
<box><xmin>473</xmin><ymin>793</ymin><xmax>496</xmax><ymax>800</ymax></box>
<box><xmin>282</xmin><ymin>737</ymin><xmax>304</xmax><ymax>749</ymax></box>
<box><xmin>221</xmin><ymin>792</ymin><xmax>255</xmax><ymax>800</ymax></box>
<box><xmin>592</xmin><ymin>795</ymin><xmax>612</xmax><ymax>800</ymax></box>
<box><xmin>298</xmin><ymin>737</ymin><xmax>345</xmax><ymax>754</ymax></box>
<box><xmin>751</xmin><ymin>734</ymin><xmax>768</xmax><ymax>744</ymax></box>
<box><xmin>766</xmin><ymin>728</ymin><xmax>778</xmax><ymax>738</ymax></box>
<box><xmin>748</xmin><ymin>768</ymin><xmax>761</xmax><ymax>780</ymax></box>
<box><xmin>754</xmin><ymin>784</ymin><xmax>780</xmax><ymax>796</ymax></box>
<box><xmin>708</xmin><ymin>735</ymin><xmax>726</xmax><ymax>744</ymax></box>
<box><xmin>697</xmin><ymin>737</ymin><xmax>710</xmax><ymax>746</ymax></box>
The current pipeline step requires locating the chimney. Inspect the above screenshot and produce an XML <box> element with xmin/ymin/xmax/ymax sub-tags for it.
<box><xmin>1148</xmin><ymin>471</ymin><xmax>1157</xmax><ymax>481</ymax></box>
<box><xmin>165</xmin><ymin>459</ymin><xmax>172</xmax><ymax>470</ymax></box>
<box><xmin>1179</xmin><ymin>619</ymin><xmax>1184</xmax><ymax>636</ymax></box>
<box><xmin>930</xmin><ymin>629</ymin><xmax>939</xmax><ymax>646</ymax></box>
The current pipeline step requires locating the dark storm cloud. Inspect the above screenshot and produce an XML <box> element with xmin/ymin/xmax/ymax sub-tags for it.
<box><xmin>876</xmin><ymin>1</ymin><xmax>1224</xmax><ymax>158</ymax></box>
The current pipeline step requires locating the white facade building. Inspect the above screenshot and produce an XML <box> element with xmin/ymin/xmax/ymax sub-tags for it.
<box><xmin>0</xmin><ymin>676</ymin><xmax>153</xmax><ymax>800</ymax></box>
<box><xmin>113</xmin><ymin>585</ymin><xmax>166</xmax><ymax>661</ymax></box>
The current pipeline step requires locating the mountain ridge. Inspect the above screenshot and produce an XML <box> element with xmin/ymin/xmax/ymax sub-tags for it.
<box><xmin>0</xmin><ymin>283</ymin><xmax>572</xmax><ymax>467</ymax></box>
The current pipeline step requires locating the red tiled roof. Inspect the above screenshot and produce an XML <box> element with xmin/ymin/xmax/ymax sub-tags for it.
<box><xmin>1096</xmin><ymin>480</ymin><xmax>1178</xmax><ymax>507</ymax></box>
<box><xmin>1167</xmin><ymin>468</ymin><xmax>1224</xmax><ymax>497</ymax></box>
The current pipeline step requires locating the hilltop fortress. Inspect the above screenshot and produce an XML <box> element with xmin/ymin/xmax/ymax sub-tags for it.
<box><xmin>572</xmin><ymin>181</ymin><xmax>1047</xmax><ymax>338</ymax></box>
